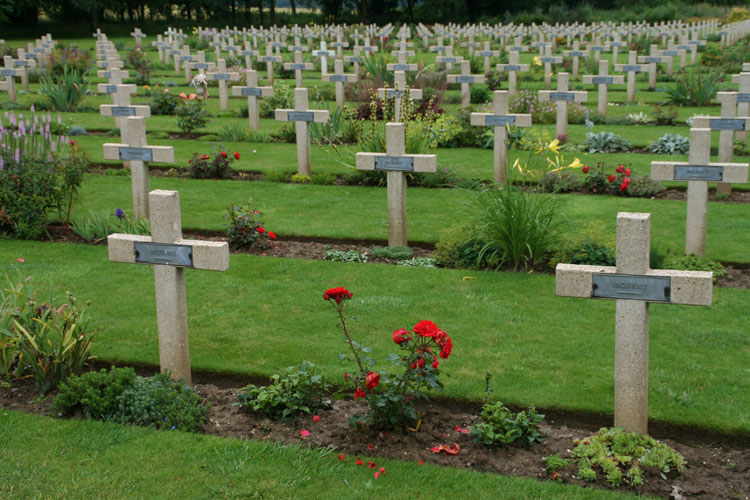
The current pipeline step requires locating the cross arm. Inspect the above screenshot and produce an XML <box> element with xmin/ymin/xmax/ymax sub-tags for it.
<box><xmin>107</xmin><ymin>234</ymin><xmax>229</xmax><ymax>271</ymax></box>
<box><xmin>322</xmin><ymin>73</ymin><xmax>357</xmax><ymax>83</ymax></box>
<box><xmin>231</xmin><ymin>85</ymin><xmax>274</xmax><ymax>97</ymax></box>
<box><xmin>377</xmin><ymin>88</ymin><xmax>424</xmax><ymax>100</ymax></box>
<box><xmin>283</xmin><ymin>62</ymin><xmax>314</xmax><ymax>70</ymax></box>
<box><xmin>97</xmin><ymin>70</ymin><xmax>130</xmax><ymax>79</ymax></box>
<box><xmin>355</xmin><ymin>152</ymin><xmax>437</xmax><ymax>173</ymax></box>
<box><xmin>258</xmin><ymin>55</ymin><xmax>283</xmax><ymax>62</ymax></box>
<box><xmin>538</xmin><ymin>90</ymin><xmax>588</xmax><ymax>103</ymax></box>
<box><xmin>637</xmin><ymin>56</ymin><xmax>664</xmax><ymax>64</ymax></box>
<box><xmin>651</xmin><ymin>161</ymin><xmax>749</xmax><ymax>183</ymax></box>
<box><xmin>274</xmin><ymin>109</ymin><xmax>330</xmax><ymax>123</ymax></box>
<box><xmin>447</xmin><ymin>74</ymin><xmax>486</xmax><ymax>84</ymax></box>
<box><xmin>100</xmin><ymin>105</ymin><xmax>151</xmax><ymax>118</ymax></box>
<box><xmin>470</xmin><ymin>112</ymin><xmax>531</xmax><ymax>127</ymax></box>
<box><xmin>97</xmin><ymin>60</ymin><xmax>124</xmax><ymax>69</ymax></box>
<box><xmin>692</xmin><ymin>116</ymin><xmax>750</xmax><ymax>131</ymax></box>
<box><xmin>436</xmin><ymin>56</ymin><xmax>464</xmax><ymax>64</ymax></box>
<box><xmin>556</xmin><ymin>264</ymin><xmax>712</xmax><ymax>306</ymax></box>
<box><xmin>614</xmin><ymin>63</ymin><xmax>647</xmax><ymax>72</ymax></box>
<box><xmin>103</xmin><ymin>143</ymin><xmax>175</xmax><ymax>163</ymax></box>
<box><xmin>582</xmin><ymin>75</ymin><xmax>625</xmax><ymax>85</ymax></box>
<box><xmin>207</xmin><ymin>72</ymin><xmax>242</xmax><ymax>82</ymax></box>
<box><xmin>0</xmin><ymin>67</ymin><xmax>25</xmax><ymax>77</ymax></box>
<box><xmin>496</xmin><ymin>63</ymin><xmax>530</xmax><ymax>71</ymax></box>
<box><xmin>386</xmin><ymin>63</ymin><xmax>418</xmax><ymax>72</ymax></box>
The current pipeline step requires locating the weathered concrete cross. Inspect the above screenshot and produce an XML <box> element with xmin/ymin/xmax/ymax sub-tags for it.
<box><xmin>130</xmin><ymin>28</ymin><xmax>146</xmax><ymax>49</ymax></box>
<box><xmin>496</xmin><ymin>51</ymin><xmax>529</xmax><ymax>96</ymax></box>
<box><xmin>556</xmin><ymin>212</ymin><xmax>713</xmax><ymax>435</ymax></box>
<box><xmin>283</xmin><ymin>50</ymin><xmax>313</xmax><ymax>88</ymax></box>
<box><xmin>447</xmin><ymin>60</ymin><xmax>486</xmax><ymax>110</ymax></box>
<box><xmin>731</xmin><ymin>72</ymin><xmax>750</xmax><ymax>142</ymax></box>
<box><xmin>108</xmin><ymin>189</ymin><xmax>229</xmax><ymax>384</ymax></box>
<box><xmin>258</xmin><ymin>45</ymin><xmax>282</xmax><ymax>85</ymax></box>
<box><xmin>103</xmin><ymin>116</ymin><xmax>175</xmax><ymax>218</ymax></box>
<box><xmin>11</xmin><ymin>50</ymin><xmax>36</xmax><ymax>90</ymax></box>
<box><xmin>614</xmin><ymin>51</ymin><xmax>648</xmax><ymax>103</ymax></box>
<box><xmin>0</xmin><ymin>56</ymin><xmax>26</xmax><ymax>103</ymax></box>
<box><xmin>538</xmin><ymin>72</ymin><xmax>588</xmax><ymax>138</ymax></box>
<box><xmin>471</xmin><ymin>90</ymin><xmax>532</xmax><ymax>183</ymax></box>
<box><xmin>562</xmin><ymin>41</ymin><xmax>590</xmax><ymax>78</ymax></box>
<box><xmin>239</xmin><ymin>41</ymin><xmax>257</xmax><ymax>70</ymax></box>
<box><xmin>231</xmin><ymin>69</ymin><xmax>273</xmax><ymax>131</ymax></box>
<box><xmin>539</xmin><ymin>45</ymin><xmax>563</xmax><ymax>90</ymax></box>
<box><xmin>377</xmin><ymin>70</ymin><xmax>423</xmax><ymax>122</ymax></box>
<box><xmin>98</xmin><ymin>84</ymin><xmax>150</xmax><ymax>139</ymax></box>
<box><xmin>322</xmin><ymin>59</ymin><xmax>357</xmax><ymax>108</ymax></box>
<box><xmin>206</xmin><ymin>59</ymin><xmax>240</xmax><ymax>110</ymax></box>
<box><xmin>312</xmin><ymin>42</ymin><xmax>335</xmax><ymax>76</ymax></box>
<box><xmin>356</xmin><ymin>122</ymin><xmax>437</xmax><ymax>247</ymax></box>
<box><xmin>652</xmin><ymin>127</ymin><xmax>748</xmax><ymax>256</ymax></box>
<box><xmin>387</xmin><ymin>50</ymin><xmax>418</xmax><ymax>74</ymax></box>
<box><xmin>583</xmin><ymin>60</ymin><xmax>624</xmax><ymax>117</ymax></box>
<box><xmin>637</xmin><ymin>45</ymin><xmax>665</xmax><ymax>90</ymax></box>
<box><xmin>478</xmin><ymin>41</ymin><xmax>499</xmax><ymax>74</ymax></box>
<box><xmin>274</xmin><ymin>88</ymin><xmax>330</xmax><ymax>176</ymax></box>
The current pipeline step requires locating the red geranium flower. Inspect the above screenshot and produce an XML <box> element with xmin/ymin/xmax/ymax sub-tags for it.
<box><xmin>582</xmin><ymin>165</ymin><xmax>590</xmax><ymax>174</ymax></box>
<box><xmin>312</xmin><ymin>415</ymin><xmax>320</xmax><ymax>422</ymax></box>
<box><xmin>201</xmin><ymin>154</ymin><xmax>210</xmax><ymax>160</ymax></box>
<box><xmin>607</xmin><ymin>174</ymin><xmax>616</xmax><ymax>183</ymax></box>
<box><xmin>417</xmin><ymin>358</ymin><xmax>426</xmax><ymax>369</ymax></box>
<box><xmin>338</xmin><ymin>454</ymin><xmax>345</xmax><ymax>461</ymax></box>
<box><xmin>439</xmin><ymin>337</ymin><xmax>453</xmax><ymax>359</ymax></box>
<box><xmin>393</xmin><ymin>328</ymin><xmax>411</xmax><ymax>345</ymax></box>
<box><xmin>323</xmin><ymin>287</ymin><xmax>353</xmax><ymax>303</ymax></box>
<box><xmin>365</xmin><ymin>371</ymin><xmax>380</xmax><ymax>390</ymax></box>
<box><xmin>354</xmin><ymin>387</ymin><xmax>365</xmax><ymax>399</ymax></box>
<box><xmin>234</xmin><ymin>152</ymin><xmax>240</xmax><ymax>160</ymax></box>
<box><xmin>413</xmin><ymin>320</ymin><xmax>439</xmax><ymax>338</ymax></box>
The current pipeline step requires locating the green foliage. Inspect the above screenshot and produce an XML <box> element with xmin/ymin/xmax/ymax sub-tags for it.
<box><xmin>470</xmin><ymin>84</ymin><xmax>491</xmax><ymax>104</ymax></box>
<box><xmin>648</xmin><ymin>133</ymin><xmax>689</xmax><ymax>155</ymax></box>
<box><xmin>259</xmin><ymin>83</ymin><xmax>294</xmax><ymax>118</ymax></box>
<box><xmin>39</xmin><ymin>66</ymin><xmax>89</xmax><ymax>112</ymax></box>
<box><xmin>224</xmin><ymin>201</ymin><xmax>275</xmax><ymax>250</ymax></box>
<box><xmin>360</xmin><ymin>53</ymin><xmax>393</xmax><ymax>87</ymax></box>
<box><xmin>323</xmin><ymin>247</ymin><xmax>368</xmax><ymax>263</ymax></box>
<box><xmin>651</xmin><ymin>106</ymin><xmax>678</xmax><ymax>126</ymax></box>
<box><xmin>568</xmin><ymin>427</ymin><xmax>686</xmax><ymax>487</ymax></box>
<box><xmin>175</xmin><ymin>98</ymin><xmax>209</xmax><ymax>135</ymax></box>
<box><xmin>125</xmin><ymin>49</ymin><xmax>152</xmax><ymax>85</ymax></box>
<box><xmin>310</xmin><ymin>106</ymin><xmax>362</xmax><ymax>146</ymax></box>
<box><xmin>290</xmin><ymin>173</ymin><xmax>311</xmax><ymax>184</ymax></box>
<box><xmin>552</xmin><ymin>221</ymin><xmax>616</xmax><ymax>268</ymax></box>
<box><xmin>149</xmin><ymin>90</ymin><xmax>180</xmax><ymax>115</ymax></box>
<box><xmin>398</xmin><ymin>257</ymin><xmax>437</xmax><ymax>268</ymax></box>
<box><xmin>545</xmin><ymin>454</ymin><xmax>573</xmax><ymax>472</ymax></box>
<box><xmin>664</xmin><ymin>254</ymin><xmax>726</xmax><ymax>280</ymax></box>
<box><xmin>625</xmin><ymin>112</ymin><xmax>654</xmax><ymax>125</ymax></box>
<box><xmin>68</xmin><ymin>125</ymin><xmax>86</xmax><ymax>136</ymax></box>
<box><xmin>584</xmin><ymin>132</ymin><xmax>631</xmax><ymax>154</ymax></box>
<box><xmin>270</xmin><ymin>123</ymin><xmax>296</xmax><ymax>143</ymax></box>
<box><xmin>429</xmin><ymin>111</ymin><xmax>492</xmax><ymax>149</ymax></box>
<box><xmin>217</xmin><ymin>123</ymin><xmax>249</xmax><ymax>142</ymax></box>
<box><xmin>0</xmin><ymin>273</ymin><xmax>96</xmax><ymax>392</ymax></box>
<box><xmin>53</xmin><ymin>366</ymin><xmax>137</xmax><ymax>419</ymax></box>
<box><xmin>470</xmin><ymin>401</ymin><xmax>545</xmax><ymax>447</ymax></box>
<box><xmin>188</xmin><ymin>149</ymin><xmax>237</xmax><ymax>179</ymax></box>
<box><xmin>664</xmin><ymin>71</ymin><xmax>724</xmax><ymax>107</ymax></box>
<box><xmin>370</xmin><ymin>246</ymin><xmax>414</xmax><ymax>261</ymax></box>
<box><xmin>114</xmin><ymin>373</ymin><xmax>207</xmax><ymax>432</ymax></box>
<box><xmin>237</xmin><ymin>361</ymin><xmax>333</xmax><ymax>421</ymax></box>
<box><xmin>471</xmin><ymin>185</ymin><xmax>564</xmax><ymax>271</ymax></box>
<box><xmin>581</xmin><ymin>162</ymin><xmax>663</xmax><ymax>197</ymax></box>
<box><xmin>45</xmin><ymin>46</ymin><xmax>90</xmax><ymax>77</ymax></box>
<box><xmin>434</xmin><ymin>223</ymin><xmax>498</xmax><ymax>270</ymax></box>
<box><xmin>539</xmin><ymin>170</ymin><xmax>583</xmax><ymax>194</ymax></box>
<box><xmin>70</xmin><ymin>209</ymin><xmax>150</xmax><ymax>243</ymax></box>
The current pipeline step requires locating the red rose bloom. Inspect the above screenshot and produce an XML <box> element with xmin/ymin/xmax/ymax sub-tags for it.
<box><xmin>324</xmin><ymin>287</ymin><xmax>353</xmax><ymax>303</ymax></box>
<box><xmin>268</xmin><ymin>231</ymin><xmax>276</xmax><ymax>240</ymax></box>
<box><xmin>201</xmin><ymin>154</ymin><xmax>210</xmax><ymax>160</ymax></box>
<box><xmin>616</xmin><ymin>164</ymin><xmax>624</xmax><ymax>173</ymax></box>
<box><xmin>354</xmin><ymin>387</ymin><xmax>365</xmax><ymax>399</ymax></box>
<box><xmin>432</xmin><ymin>357</ymin><xmax>439</xmax><ymax>369</ymax></box>
<box><xmin>393</xmin><ymin>328</ymin><xmax>411</xmax><ymax>345</ymax></box>
<box><xmin>582</xmin><ymin>165</ymin><xmax>590</xmax><ymax>174</ymax></box>
<box><xmin>365</xmin><ymin>371</ymin><xmax>380</xmax><ymax>390</ymax></box>
<box><xmin>439</xmin><ymin>337</ymin><xmax>453</xmax><ymax>359</ymax></box>
<box><xmin>220</xmin><ymin>151</ymin><xmax>228</xmax><ymax>158</ymax></box>
<box><xmin>413</xmin><ymin>320</ymin><xmax>439</xmax><ymax>338</ymax></box>
<box><xmin>620</xmin><ymin>182</ymin><xmax>628</xmax><ymax>192</ymax></box>
<box><xmin>624</xmin><ymin>168</ymin><xmax>631</xmax><ymax>176</ymax></box>
<box><xmin>434</xmin><ymin>329</ymin><xmax>448</xmax><ymax>346</ymax></box>
<box><xmin>234</xmin><ymin>152</ymin><xmax>240</xmax><ymax>160</ymax></box>
<box><xmin>607</xmin><ymin>174</ymin><xmax>616</xmax><ymax>183</ymax></box>
<box><xmin>257</xmin><ymin>227</ymin><xmax>265</xmax><ymax>234</ymax></box>
<box><xmin>417</xmin><ymin>358</ymin><xmax>425</xmax><ymax>369</ymax></box>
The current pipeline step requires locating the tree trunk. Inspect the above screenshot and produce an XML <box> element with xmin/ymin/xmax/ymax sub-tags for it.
<box><xmin>269</xmin><ymin>0</ymin><xmax>275</xmax><ymax>25</ymax></box>
<box><xmin>290</xmin><ymin>0</ymin><xmax>296</xmax><ymax>15</ymax></box>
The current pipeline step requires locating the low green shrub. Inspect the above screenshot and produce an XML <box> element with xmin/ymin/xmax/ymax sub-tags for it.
<box><xmin>224</xmin><ymin>201</ymin><xmax>276</xmax><ymax>250</ymax></box>
<box><xmin>188</xmin><ymin>149</ymin><xmax>239</xmax><ymax>179</ymax></box>
<box><xmin>150</xmin><ymin>90</ymin><xmax>180</xmax><ymax>115</ymax></box>
<box><xmin>259</xmin><ymin>83</ymin><xmax>294</xmax><ymax>118</ymax></box>
<box><xmin>663</xmin><ymin>254</ymin><xmax>726</xmax><ymax>280</ymax></box>
<box><xmin>237</xmin><ymin>361</ymin><xmax>332</xmax><ymax>421</ymax></box>
<box><xmin>434</xmin><ymin>224</ymin><xmax>499</xmax><ymax>270</ymax></box>
<box><xmin>539</xmin><ymin>170</ymin><xmax>583</xmax><ymax>193</ymax></box>
<box><xmin>176</xmin><ymin>97</ymin><xmax>209</xmax><ymax>135</ymax></box>
<box><xmin>39</xmin><ymin>66</ymin><xmax>89</xmax><ymax>112</ymax></box>
<box><xmin>53</xmin><ymin>366</ymin><xmax>137</xmax><ymax>419</ymax></box>
<box><xmin>664</xmin><ymin>71</ymin><xmax>724</xmax><ymax>107</ymax></box>
<box><xmin>584</xmin><ymin>131</ymin><xmax>631</xmax><ymax>153</ymax></box>
<box><xmin>370</xmin><ymin>246</ymin><xmax>414</xmax><ymax>260</ymax></box>
<box><xmin>470</xmin><ymin>84</ymin><xmax>492</xmax><ymax>104</ymax></box>
<box><xmin>648</xmin><ymin>134</ymin><xmax>689</xmax><ymax>155</ymax></box>
<box><xmin>581</xmin><ymin>162</ymin><xmax>663</xmax><ymax>197</ymax></box>
<box><xmin>651</xmin><ymin>106</ymin><xmax>678</xmax><ymax>126</ymax></box>
<box><xmin>218</xmin><ymin>123</ymin><xmax>249</xmax><ymax>142</ymax></box>
<box><xmin>68</xmin><ymin>125</ymin><xmax>87</xmax><ymax>136</ymax></box>
<box><xmin>470</xmin><ymin>401</ymin><xmax>545</xmax><ymax>447</ymax></box>
<box><xmin>323</xmin><ymin>247</ymin><xmax>368</xmax><ymax>263</ymax></box>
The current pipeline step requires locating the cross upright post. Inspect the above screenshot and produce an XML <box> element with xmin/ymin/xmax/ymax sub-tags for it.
<box><xmin>637</xmin><ymin>44</ymin><xmax>665</xmax><ymax>91</ymax></box>
<box><xmin>284</xmin><ymin>50</ymin><xmax>314</xmax><ymax>87</ymax></box>
<box><xmin>377</xmin><ymin>71</ymin><xmax>423</xmax><ymax>122</ymax></box>
<box><xmin>583</xmin><ymin>59</ymin><xmax>624</xmax><ymax>117</ymax></box>
<box><xmin>652</xmin><ymin>128</ymin><xmax>748</xmax><ymax>256</ymax></box>
<box><xmin>615</xmin><ymin>51</ymin><xmax>648</xmax><ymax>103</ymax></box>
<box><xmin>447</xmin><ymin>60</ymin><xmax>486</xmax><ymax>110</ymax></box>
<box><xmin>258</xmin><ymin>45</ymin><xmax>282</xmax><ymax>85</ymax></box>
<box><xmin>355</xmin><ymin>122</ymin><xmax>437</xmax><ymax>247</ymax></box>
<box><xmin>470</xmin><ymin>90</ymin><xmax>532</xmax><ymax>183</ymax></box>
<box><xmin>103</xmin><ymin>117</ymin><xmax>175</xmax><ymax>218</ymax></box>
<box><xmin>731</xmin><ymin>72</ymin><xmax>750</xmax><ymax>143</ymax></box>
<box><xmin>206</xmin><ymin>59</ymin><xmax>241</xmax><ymax>111</ymax></box>
<box><xmin>98</xmin><ymin>84</ymin><xmax>150</xmax><ymax>140</ymax></box>
<box><xmin>312</xmin><ymin>41</ymin><xmax>334</xmax><ymax>75</ymax></box>
<box><xmin>274</xmin><ymin>88</ymin><xmax>330</xmax><ymax>176</ymax></box>
<box><xmin>556</xmin><ymin>212</ymin><xmax>713</xmax><ymax>435</ymax></box>
<box><xmin>322</xmin><ymin>59</ymin><xmax>357</xmax><ymax>108</ymax></box>
<box><xmin>108</xmin><ymin>189</ymin><xmax>229</xmax><ymax>384</ymax></box>
<box><xmin>496</xmin><ymin>51</ymin><xmax>529</xmax><ymax>96</ymax></box>
<box><xmin>0</xmin><ymin>56</ymin><xmax>25</xmax><ymax>103</ymax></box>
<box><xmin>538</xmin><ymin>72</ymin><xmax>588</xmax><ymax>138</ymax></box>
<box><xmin>539</xmin><ymin>45</ymin><xmax>563</xmax><ymax>90</ymax></box>
<box><xmin>478</xmin><ymin>41</ymin><xmax>499</xmax><ymax>74</ymax></box>
<box><xmin>562</xmin><ymin>41</ymin><xmax>590</xmax><ymax>78</ymax></box>
<box><xmin>232</xmin><ymin>69</ymin><xmax>273</xmax><ymax>130</ymax></box>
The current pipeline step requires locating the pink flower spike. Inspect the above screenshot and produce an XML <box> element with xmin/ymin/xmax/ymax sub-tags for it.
<box><xmin>299</xmin><ymin>429</ymin><xmax>310</xmax><ymax>437</ymax></box>
<box><xmin>374</xmin><ymin>472</ymin><xmax>380</xmax><ymax>479</ymax></box>
<box><xmin>312</xmin><ymin>415</ymin><xmax>320</xmax><ymax>422</ymax></box>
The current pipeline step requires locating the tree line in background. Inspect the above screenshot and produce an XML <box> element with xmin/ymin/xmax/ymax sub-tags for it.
<box><xmin>1</xmin><ymin>0</ymin><xmax>748</xmax><ymax>36</ymax></box>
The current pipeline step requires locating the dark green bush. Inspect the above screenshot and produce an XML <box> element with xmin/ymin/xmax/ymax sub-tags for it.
<box><xmin>470</xmin><ymin>84</ymin><xmax>492</xmax><ymax>104</ymax></box>
<box><xmin>470</xmin><ymin>401</ymin><xmax>545</xmax><ymax>447</ymax></box>
<box><xmin>370</xmin><ymin>246</ymin><xmax>414</xmax><ymax>260</ymax></box>
<box><xmin>150</xmin><ymin>91</ymin><xmax>180</xmax><ymax>115</ymax></box>
<box><xmin>53</xmin><ymin>367</ymin><xmax>137</xmax><ymax>419</ymax></box>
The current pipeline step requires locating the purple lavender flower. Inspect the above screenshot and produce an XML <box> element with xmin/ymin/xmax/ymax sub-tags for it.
<box><xmin>114</xmin><ymin>208</ymin><xmax>125</xmax><ymax>219</ymax></box>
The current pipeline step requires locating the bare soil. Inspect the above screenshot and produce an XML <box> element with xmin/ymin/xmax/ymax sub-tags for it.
<box><xmin>2</xmin><ymin>376</ymin><xmax>748</xmax><ymax>499</ymax></box>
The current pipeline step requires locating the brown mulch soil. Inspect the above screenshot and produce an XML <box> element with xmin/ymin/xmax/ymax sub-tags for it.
<box><xmin>654</xmin><ymin>188</ymin><xmax>750</xmax><ymax>204</ymax></box>
<box><xmin>2</xmin><ymin>375</ymin><xmax>748</xmax><ymax>499</ymax></box>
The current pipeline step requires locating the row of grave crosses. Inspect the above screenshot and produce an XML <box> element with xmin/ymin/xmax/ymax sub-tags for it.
<box><xmin>0</xmin><ymin>34</ymin><xmax>54</xmax><ymax>102</ymax></box>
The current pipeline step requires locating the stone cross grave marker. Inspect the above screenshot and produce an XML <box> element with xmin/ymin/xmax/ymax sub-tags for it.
<box><xmin>356</xmin><ymin>122</ymin><xmax>437</xmax><ymax>247</ymax></box>
<box><xmin>610</xmin><ymin>34</ymin><xmax>626</xmax><ymax>64</ymax></box>
<box><xmin>614</xmin><ymin>51</ymin><xmax>648</xmax><ymax>104</ymax></box>
<box><xmin>186</xmin><ymin>51</ymin><xmax>214</xmax><ymax>82</ymax></box>
<box><xmin>583</xmin><ymin>59</ymin><xmax>624</xmax><ymax>118</ymax></box>
<box><xmin>98</xmin><ymin>84</ymin><xmax>150</xmax><ymax>140</ymax></box>
<box><xmin>731</xmin><ymin>72</ymin><xmax>750</xmax><ymax>142</ymax></box>
<box><xmin>206</xmin><ymin>59</ymin><xmax>240</xmax><ymax>111</ymax></box>
<box><xmin>274</xmin><ymin>88</ymin><xmax>330</xmax><ymax>176</ymax></box>
<box><xmin>232</xmin><ymin>69</ymin><xmax>273</xmax><ymax>131</ymax></box>
<box><xmin>539</xmin><ymin>45</ymin><xmax>563</xmax><ymax>90</ymax></box>
<box><xmin>330</xmin><ymin>34</ymin><xmax>349</xmax><ymax>57</ymax></box>
<box><xmin>462</xmin><ymin>33</ymin><xmax>480</xmax><ymax>57</ymax></box>
<box><xmin>556</xmin><ymin>212</ymin><xmax>713</xmax><ymax>435</ymax></box>
<box><xmin>478</xmin><ymin>41</ymin><xmax>499</xmax><ymax>74</ymax></box>
<box><xmin>447</xmin><ymin>60</ymin><xmax>486</xmax><ymax>110</ymax></box>
<box><xmin>131</xmin><ymin>28</ymin><xmax>146</xmax><ymax>49</ymax></box>
<box><xmin>506</xmin><ymin>35</ymin><xmax>529</xmax><ymax>55</ymax></box>
<box><xmin>693</xmin><ymin>93</ymin><xmax>750</xmax><ymax>195</ymax></box>
<box><xmin>258</xmin><ymin>45</ymin><xmax>282</xmax><ymax>85</ymax></box>
<box><xmin>313</xmin><ymin>42</ymin><xmax>335</xmax><ymax>76</ymax></box>
<box><xmin>638</xmin><ymin>45</ymin><xmax>665</xmax><ymax>91</ymax></box>
<box><xmin>387</xmin><ymin>50</ymin><xmax>418</xmax><ymax>73</ymax></box>
<box><xmin>657</xmin><ymin>44</ymin><xmax>685</xmax><ymax>76</ymax></box>
<box><xmin>152</xmin><ymin>34</ymin><xmax>166</xmax><ymax>62</ymax></box>
<box><xmin>538</xmin><ymin>72</ymin><xmax>588</xmax><ymax>138</ymax></box>
<box><xmin>103</xmin><ymin>116</ymin><xmax>175</xmax><ymax>218</ymax></box>
<box><xmin>436</xmin><ymin>46</ymin><xmax>461</xmax><ymax>70</ymax></box>
<box><xmin>652</xmin><ymin>127</ymin><xmax>748</xmax><ymax>257</ymax></box>
<box><xmin>588</xmin><ymin>37</ymin><xmax>610</xmax><ymax>62</ymax></box>
<box><xmin>563</xmin><ymin>41</ymin><xmax>590</xmax><ymax>78</ymax></box>
<box><xmin>239</xmin><ymin>42</ymin><xmax>257</xmax><ymax>70</ymax></box>
<box><xmin>0</xmin><ymin>56</ymin><xmax>25</xmax><ymax>102</ymax></box>
<box><xmin>108</xmin><ymin>189</ymin><xmax>229</xmax><ymax>384</ymax></box>
<box><xmin>344</xmin><ymin>46</ymin><xmax>364</xmax><ymax>76</ymax></box>
<box><xmin>97</xmin><ymin>67</ymin><xmax>130</xmax><ymax>90</ymax></box>
<box><xmin>496</xmin><ymin>51</ymin><xmax>529</xmax><ymax>96</ymax></box>
<box><xmin>283</xmin><ymin>50</ymin><xmax>313</xmax><ymax>88</ymax></box>
<box><xmin>471</xmin><ymin>90</ymin><xmax>532</xmax><ymax>183</ymax></box>
<box><xmin>179</xmin><ymin>46</ymin><xmax>194</xmax><ymax>83</ymax></box>
<box><xmin>377</xmin><ymin>70</ymin><xmax>423</xmax><ymax>122</ymax></box>
<box><xmin>13</xmin><ymin>49</ymin><xmax>36</xmax><ymax>90</ymax></box>
<box><xmin>322</xmin><ymin>59</ymin><xmax>357</xmax><ymax>108</ymax></box>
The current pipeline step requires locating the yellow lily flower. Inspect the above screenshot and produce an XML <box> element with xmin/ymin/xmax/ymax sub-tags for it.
<box><xmin>547</xmin><ymin>139</ymin><xmax>561</xmax><ymax>154</ymax></box>
<box><xmin>533</xmin><ymin>56</ymin><xmax>542</xmax><ymax>67</ymax></box>
<box><xmin>569</xmin><ymin>157</ymin><xmax>583</xmax><ymax>169</ymax></box>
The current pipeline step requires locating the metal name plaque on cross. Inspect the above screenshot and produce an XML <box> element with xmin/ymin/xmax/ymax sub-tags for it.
<box><xmin>1</xmin><ymin>69</ymin><xmax>15</xmax><ymax>76</ymax></box>
<box><xmin>591</xmin><ymin>46</ymin><xmax>605</xmax><ymax>52</ymax></box>
<box><xmin>509</xmin><ymin>46</ymin><xmax>523</xmax><ymax>51</ymax></box>
<box><xmin>194</xmin><ymin>63</ymin><xmax>208</xmax><ymax>69</ymax></box>
<box><xmin>15</xmin><ymin>60</ymin><xmax>29</xmax><ymax>67</ymax></box>
<box><xmin>738</xmin><ymin>94</ymin><xmax>750</xmax><ymax>103</ymax></box>
<box><xmin>539</xmin><ymin>57</ymin><xmax>557</xmax><ymax>63</ymax></box>
<box><xmin>622</xmin><ymin>65</ymin><xmax>642</xmax><ymax>72</ymax></box>
<box><xmin>287</xmin><ymin>111</ymin><xmax>315</xmax><ymax>122</ymax></box>
<box><xmin>592</xmin><ymin>76</ymin><xmax>615</xmax><ymax>84</ymax></box>
<box><xmin>348</xmin><ymin>56</ymin><xmax>361</xmax><ymax>63</ymax></box>
<box><xmin>111</xmin><ymin>106</ymin><xmax>136</xmax><ymax>117</ymax></box>
<box><xmin>241</xmin><ymin>88</ymin><xmax>263</xmax><ymax>96</ymax></box>
<box><xmin>503</xmin><ymin>65</ymin><xmax>521</xmax><ymax>71</ymax></box>
<box><xmin>455</xmin><ymin>76</ymin><xmax>476</xmax><ymax>83</ymax></box>
<box><xmin>180</xmin><ymin>56</ymin><xmax>192</xmax><ymax>61</ymax></box>
<box><xmin>290</xmin><ymin>64</ymin><xmax>307</xmax><ymax>70</ymax></box>
<box><xmin>213</xmin><ymin>74</ymin><xmax>230</xmax><ymax>80</ymax></box>
<box><xmin>441</xmin><ymin>57</ymin><xmax>458</xmax><ymax>63</ymax></box>
<box><xmin>645</xmin><ymin>57</ymin><xmax>662</xmax><ymax>63</ymax></box>
<box><xmin>568</xmin><ymin>51</ymin><xmax>583</xmax><ymax>56</ymax></box>
<box><xmin>478</xmin><ymin>51</ymin><xmax>494</xmax><ymax>57</ymax></box>
<box><xmin>387</xmin><ymin>90</ymin><xmax>404</xmax><ymax>98</ymax></box>
<box><xmin>485</xmin><ymin>115</ymin><xmax>516</xmax><ymax>126</ymax></box>
<box><xmin>328</xmin><ymin>74</ymin><xmax>348</xmax><ymax>82</ymax></box>
<box><xmin>592</xmin><ymin>273</ymin><xmax>671</xmax><ymax>303</ymax></box>
<box><xmin>239</xmin><ymin>51</ymin><xmax>254</xmax><ymax>56</ymax></box>
<box><xmin>135</xmin><ymin>242</ymin><xmax>194</xmax><ymax>267</ymax></box>
<box><xmin>392</xmin><ymin>64</ymin><xmax>411</xmax><ymax>71</ymax></box>
<box><xmin>663</xmin><ymin>50</ymin><xmax>679</xmax><ymax>56</ymax></box>
<box><xmin>674</xmin><ymin>165</ymin><xmax>724</xmax><ymax>181</ymax></box>
<box><xmin>374</xmin><ymin>156</ymin><xmax>414</xmax><ymax>172</ymax></box>
<box><xmin>710</xmin><ymin>118</ymin><xmax>745</xmax><ymax>130</ymax></box>
<box><xmin>119</xmin><ymin>147</ymin><xmax>153</xmax><ymax>161</ymax></box>
<box><xmin>104</xmin><ymin>85</ymin><xmax>117</xmax><ymax>93</ymax></box>
<box><xmin>549</xmin><ymin>92</ymin><xmax>576</xmax><ymax>101</ymax></box>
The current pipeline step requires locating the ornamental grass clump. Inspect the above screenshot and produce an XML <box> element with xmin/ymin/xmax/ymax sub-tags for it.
<box><xmin>324</xmin><ymin>287</ymin><xmax>453</xmax><ymax>430</ymax></box>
